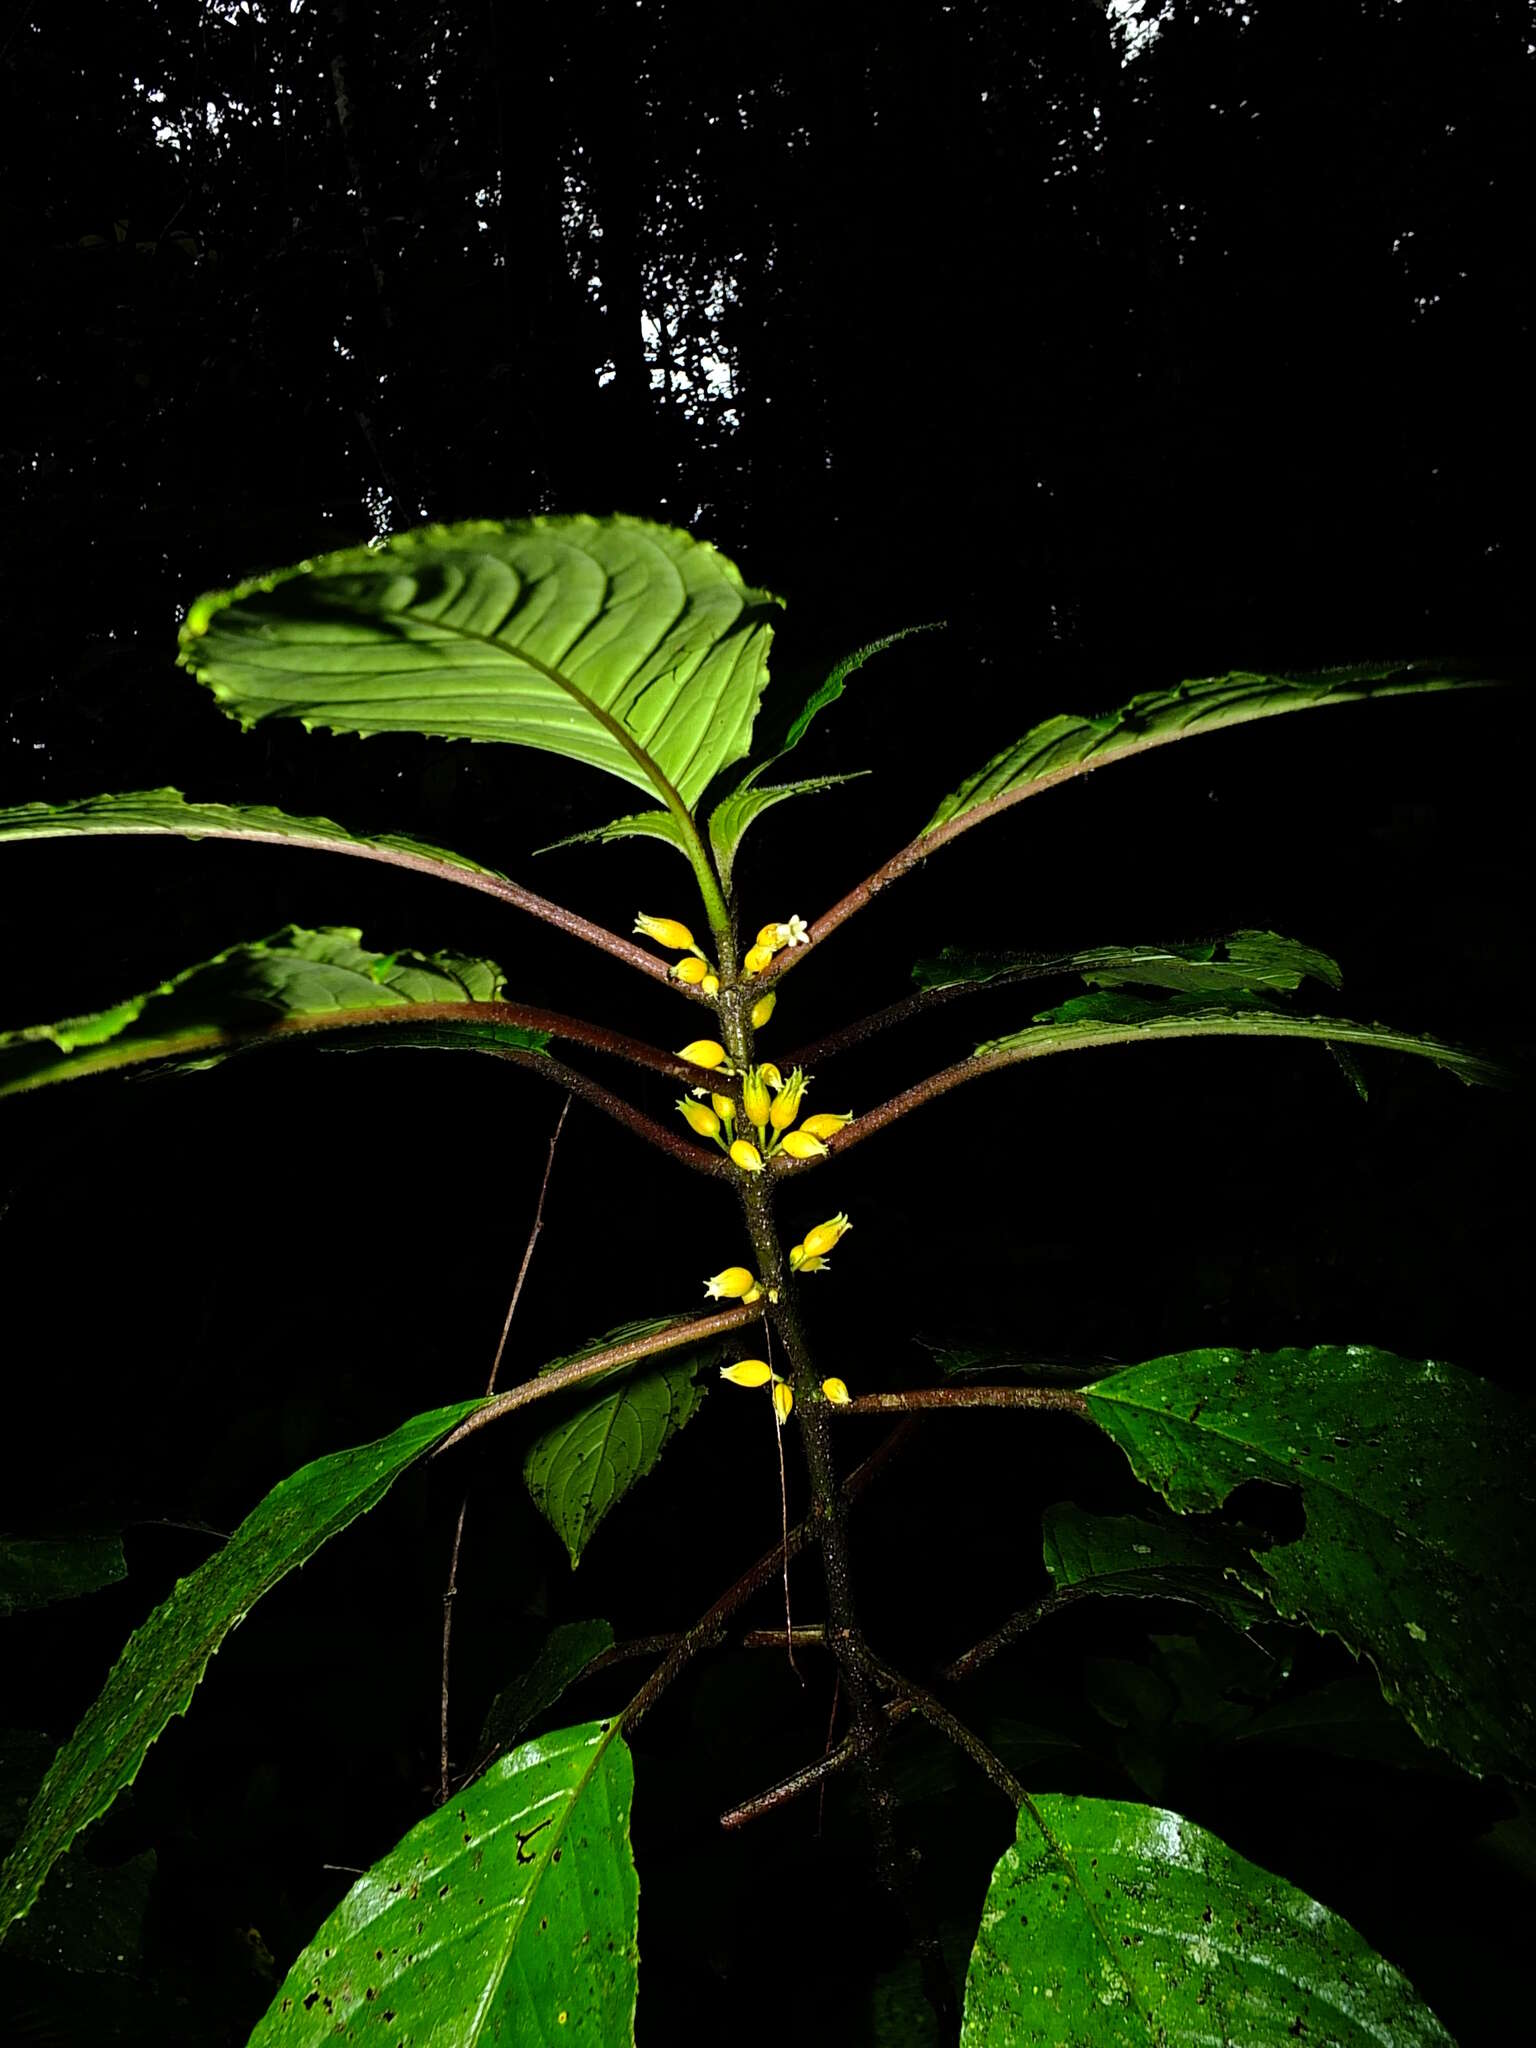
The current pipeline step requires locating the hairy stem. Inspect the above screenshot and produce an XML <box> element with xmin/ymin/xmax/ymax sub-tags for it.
<box><xmin>834</xmin><ymin>1386</ymin><xmax>1092</xmax><ymax>1418</ymax></box>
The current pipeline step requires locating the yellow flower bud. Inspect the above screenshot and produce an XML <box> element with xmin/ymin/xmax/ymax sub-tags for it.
<box><xmin>704</xmin><ymin>1265</ymin><xmax>757</xmax><ymax>1300</ymax></box>
<box><xmin>795</xmin><ymin>1253</ymin><xmax>831</xmax><ymax>1273</ymax></box>
<box><xmin>711</xmin><ymin>1092</ymin><xmax>736</xmax><ymax>1129</ymax></box>
<box><xmin>741</xmin><ymin>1282</ymin><xmax>764</xmax><ymax>1304</ymax></box>
<box><xmin>634</xmin><ymin>913</ymin><xmax>701</xmax><ymax>954</ymax></box>
<box><xmin>700</xmin><ymin>972</ymin><xmax>720</xmax><ymax>996</ymax></box>
<box><xmin>742</xmin><ymin>1067</ymin><xmax>773</xmax><ymax>1128</ymax></box>
<box><xmin>676</xmin><ymin>1097</ymin><xmax>721</xmax><ymax>1139</ymax></box>
<box><xmin>743</xmin><ymin>943</ymin><xmax>776</xmax><ymax>975</ymax></box>
<box><xmin>778</xmin><ymin>1129</ymin><xmax>827</xmax><ymax>1160</ymax></box>
<box><xmin>677</xmin><ymin>1039</ymin><xmax>727</xmax><ymax>1069</ymax></box>
<box><xmin>673</xmin><ymin>955</ymin><xmax>710</xmax><ymax>985</ymax></box>
<box><xmin>729</xmin><ymin>1138</ymin><xmax>764</xmax><ymax>1174</ymax></box>
<box><xmin>821</xmin><ymin>1377</ymin><xmax>852</xmax><ymax>1405</ymax></box>
<box><xmin>802</xmin><ymin>1213</ymin><xmax>851</xmax><ymax>1259</ymax></box>
<box><xmin>750</xmin><ymin>991</ymin><xmax>777</xmax><ymax>1029</ymax></box>
<box><xmin>772</xmin><ymin>1380</ymin><xmax>794</xmax><ymax>1425</ymax></box>
<box><xmin>757</xmin><ymin>917</ymin><xmax>809</xmax><ymax>951</ymax></box>
<box><xmin>769</xmin><ymin>1067</ymin><xmax>808</xmax><ymax>1131</ymax></box>
<box><xmin>799</xmin><ymin>1111</ymin><xmax>853</xmax><ymax>1141</ymax></box>
<box><xmin>719</xmin><ymin>1360</ymin><xmax>773</xmax><ymax>1388</ymax></box>
<box><xmin>788</xmin><ymin>1241</ymin><xmax>806</xmax><ymax>1267</ymax></box>
<box><xmin>758</xmin><ymin>1062</ymin><xmax>784</xmax><ymax>1091</ymax></box>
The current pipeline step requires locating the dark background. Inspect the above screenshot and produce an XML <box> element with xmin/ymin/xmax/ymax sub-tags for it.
<box><xmin>1</xmin><ymin>2</ymin><xmax>1530</xmax><ymax>2041</ymax></box>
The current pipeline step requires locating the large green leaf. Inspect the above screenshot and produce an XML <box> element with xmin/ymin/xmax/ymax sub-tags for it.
<box><xmin>1082</xmin><ymin>1345</ymin><xmax>1536</xmax><ymax>1781</ymax></box>
<box><xmin>1041</xmin><ymin>1505</ymin><xmax>1269</xmax><ymax>1633</ymax></box>
<box><xmin>926</xmin><ymin>660</ymin><xmax>1500</xmax><ymax>836</ymax></box>
<box><xmin>248</xmin><ymin>1720</ymin><xmax>638</xmax><ymax>2046</ymax></box>
<box><xmin>0</xmin><ymin>925</ymin><xmax>548</xmax><ymax>1097</ymax></box>
<box><xmin>178</xmin><ymin>514</ymin><xmax>780</xmax><ymax>812</ymax></box>
<box><xmin>0</xmin><ymin>1400</ymin><xmax>484</xmax><ymax>1934</ymax></box>
<box><xmin>913</xmin><ymin>930</ymin><xmax>1341</xmax><ymax>997</ymax></box>
<box><xmin>0</xmin><ymin>786</ymin><xmax>509</xmax><ymax>894</ymax></box>
<box><xmin>0</xmin><ymin>1536</ymin><xmax>126</xmax><ymax>1617</ymax></box>
<box><xmin>973</xmin><ymin>992</ymin><xmax>1505</xmax><ymax>1089</ymax></box>
<box><xmin>523</xmin><ymin>1322</ymin><xmax>712</xmax><ymax>1567</ymax></box>
<box><xmin>961</xmin><ymin>1794</ymin><xmax>1453</xmax><ymax>2045</ymax></box>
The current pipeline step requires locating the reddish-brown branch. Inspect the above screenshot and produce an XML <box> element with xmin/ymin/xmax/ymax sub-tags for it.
<box><xmin>834</xmin><ymin>1386</ymin><xmax>1091</xmax><ymax>1419</ymax></box>
<box><xmin>941</xmin><ymin>1587</ymin><xmax>1096</xmax><ymax>1684</ymax></box>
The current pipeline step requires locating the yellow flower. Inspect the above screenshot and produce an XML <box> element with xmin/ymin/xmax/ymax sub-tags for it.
<box><xmin>711</xmin><ymin>1092</ymin><xmax>736</xmax><ymax>1130</ymax></box>
<box><xmin>719</xmin><ymin>1359</ymin><xmax>773</xmax><ymax>1388</ymax></box>
<box><xmin>751</xmin><ymin>991</ymin><xmax>777</xmax><ymax>1029</ymax></box>
<box><xmin>756</xmin><ymin>917</ymin><xmax>810</xmax><ymax>952</ymax></box>
<box><xmin>677</xmin><ymin>1039</ymin><xmax>727</xmax><ymax>1069</ymax></box>
<box><xmin>769</xmin><ymin>1067</ymin><xmax>808</xmax><ymax>1131</ymax></box>
<box><xmin>758</xmin><ymin>1062</ymin><xmax>784</xmax><ymax>1091</ymax></box>
<box><xmin>802</xmin><ymin>1213</ymin><xmax>852</xmax><ymax>1259</ymax></box>
<box><xmin>673</xmin><ymin>955</ymin><xmax>710</xmax><ymax>985</ymax></box>
<box><xmin>741</xmin><ymin>1066</ymin><xmax>773</xmax><ymax>1128</ymax></box>
<box><xmin>743</xmin><ymin>942</ymin><xmax>776</xmax><ymax>975</ymax></box>
<box><xmin>772</xmin><ymin>1380</ymin><xmax>794</xmax><ymax>1425</ymax></box>
<box><xmin>741</xmin><ymin>1282</ymin><xmax>764</xmax><ymax>1304</ymax></box>
<box><xmin>795</xmin><ymin>1253</ymin><xmax>831</xmax><ymax>1273</ymax></box>
<box><xmin>701</xmin><ymin>972</ymin><xmax>721</xmax><ymax>996</ymax></box>
<box><xmin>676</xmin><ymin>1097</ymin><xmax>721</xmax><ymax>1139</ymax></box>
<box><xmin>729</xmin><ymin>1138</ymin><xmax>764</xmax><ymax>1175</ymax></box>
<box><xmin>634</xmin><ymin>913</ymin><xmax>703</xmax><ymax>955</ymax></box>
<box><xmin>778</xmin><ymin>1129</ymin><xmax>827</xmax><ymax>1160</ymax></box>
<box><xmin>704</xmin><ymin>1265</ymin><xmax>757</xmax><ymax>1300</ymax></box>
<box><xmin>799</xmin><ymin>1111</ymin><xmax>853</xmax><ymax>1141</ymax></box>
<box><xmin>821</xmin><ymin>1377</ymin><xmax>852</xmax><ymax>1405</ymax></box>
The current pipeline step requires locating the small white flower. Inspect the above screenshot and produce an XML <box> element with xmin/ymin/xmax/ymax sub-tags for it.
<box><xmin>779</xmin><ymin>915</ymin><xmax>810</xmax><ymax>948</ymax></box>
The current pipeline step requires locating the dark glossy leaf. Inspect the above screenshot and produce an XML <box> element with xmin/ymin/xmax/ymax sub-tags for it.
<box><xmin>975</xmin><ymin>995</ymin><xmax>1506</xmax><ymax>1089</ymax></box>
<box><xmin>1082</xmin><ymin>1344</ymin><xmax>1536</xmax><ymax>1780</ymax></box>
<box><xmin>0</xmin><ymin>1537</ymin><xmax>126</xmax><ymax>1617</ymax></box>
<box><xmin>0</xmin><ymin>926</ymin><xmax>546</xmax><ymax>1097</ymax></box>
<box><xmin>913</xmin><ymin>929</ymin><xmax>1341</xmax><ymax>996</ymax></box>
<box><xmin>249</xmin><ymin>1721</ymin><xmax>637</xmax><ymax>2046</ymax></box>
<box><xmin>0</xmin><ymin>1400</ymin><xmax>483</xmax><ymax>1933</ymax></box>
<box><xmin>962</xmin><ymin>1794</ymin><xmax>1453</xmax><ymax>2044</ymax></box>
<box><xmin>1042</xmin><ymin>1505</ymin><xmax>1269</xmax><ymax>1632</ymax></box>
<box><xmin>478</xmin><ymin>1621</ymin><xmax>616</xmax><ymax>1756</ymax></box>
<box><xmin>179</xmin><ymin>514</ymin><xmax>780</xmax><ymax>811</ymax></box>
<box><xmin>524</xmin><ymin>1322</ymin><xmax>711</xmax><ymax>1568</ymax></box>
<box><xmin>927</xmin><ymin>660</ymin><xmax>1501</xmax><ymax>835</ymax></box>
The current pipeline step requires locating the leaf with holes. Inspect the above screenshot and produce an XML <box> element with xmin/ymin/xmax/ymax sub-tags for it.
<box><xmin>924</xmin><ymin>659</ymin><xmax>1502</xmax><ymax>837</ymax></box>
<box><xmin>0</xmin><ymin>1400</ymin><xmax>484</xmax><ymax>1933</ymax></box>
<box><xmin>178</xmin><ymin>514</ymin><xmax>780</xmax><ymax>813</ymax></box>
<box><xmin>523</xmin><ymin>1323</ymin><xmax>713</xmax><ymax>1567</ymax></box>
<box><xmin>248</xmin><ymin>1721</ymin><xmax>637</xmax><ymax>2046</ymax></box>
<box><xmin>912</xmin><ymin>929</ymin><xmax>1341</xmax><ymax>997</ymax></box>
<box><xmin>961</xmin><ymin>1794</ymin><xmax>1452</xmax><ymax>2045</ymax></box>
<box><xmin>1081</xmin><ymin>1345</ymin><xmax>1536</xmax><ymax>1781</ymax></box>
<box><xmin>0</xmin><ymin>925</ymin><xmax>549</xmax><ymax>1097</ymax></box>
<box><xmin>1042</xmin><ymin>1504</ymin><xmax>1270</xmax><ymax>1634</ymax></box>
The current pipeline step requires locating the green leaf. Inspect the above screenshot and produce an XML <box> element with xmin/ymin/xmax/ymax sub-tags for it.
<box><xmin>524</xmin><ymin>1322</ymin><xmax>711</xmax><ymax>1567</ymax></box>
<box><xmin>0</xmin><ymin>786</ymin><xmax>509</xmax><ymax>892</ymax></box>
<box><xmin>0</xmin><ymin>1536</ymin><xmax>126</xmax><ymax>1617</ymax></box>
<box><xmin>1236</xmin><ymin>1674</ymin><xmax>1452</xmax><ymax>1771</ymax></box>
<box><xmin>706</xmin><ymin>771</ymin><xmax>869</xmax><ymax>893</ymax></box>
<box><xmin>248</xmin><ymin>1721</ymin><xmax>637</xmax><ymax>2047</ymax></box>
<box><xmin>0</xmin><ymin>1399</ymin><xmax>484</xmax><ymax>1933</ymax></box>
<box><xmin>0</xmin><ymin>926</ymin><xmax>546</xmax><ymax>1098</ymax></box>
<box><xmin>478</xmin><ymin>1621</ymin><xmax>616</xmax><ymax>1757</ymax></box>
<box><xmin>962</xmin><ymin>1794</ymin><xmax>1453</xmax><ymax>2045</ymax></box>
<box><xmin>926</xmin><ymin>660</ymin><xmax>1502</xmax><ymax>837</ymax></box>
<box><xmin>1081</xmin><ymin>1344</ymin><xmax>1536</xmax><ymax>1781</ymax></box>
<box><xmin>973</xmin><ymin>994</ymin><xmax>1506</xmax><ymax>1090</ymax></box>
<box><xmin>179</xmin><ymin>514</ymin><xmax>781</xmax><ymax>812</ymax></box>
<box><xmin>913</xmin><ymin>930</ymin><xmax>1341</xmax><ymax>997</ymax></box>
<box><xmin>1041</xmin><ymin>1505</ymin><xmax>1269</xmax><ymax>1633</ymax></box>
<box><xmin>704</xmin><ymin>622</ymin><xmax>940</xmax><ymax>887</ymax></box>
<box><xmin>536</xmin><ymin>808</ymin><xmax>694</xmax><ymax>860</ymax></box>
